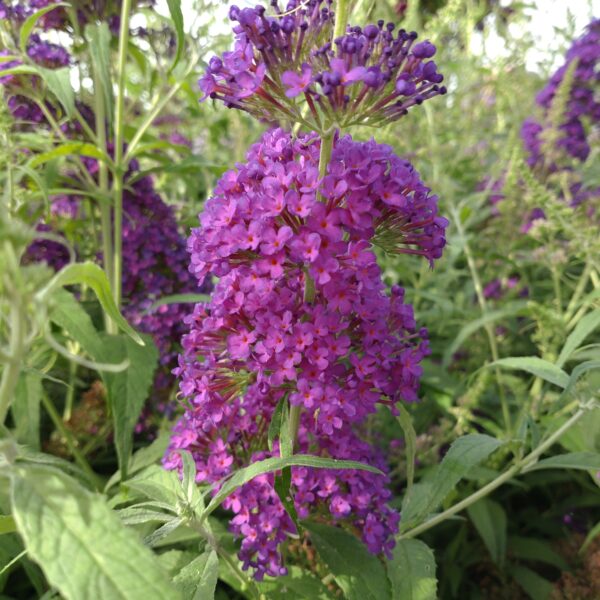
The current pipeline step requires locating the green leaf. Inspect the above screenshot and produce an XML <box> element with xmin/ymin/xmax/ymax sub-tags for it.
<box><xmin>105</xmin><ymin>432</ymin><xmax>170</xmax><ymax>490</ymax></box>
<box><xmin>172</xmin><ymin>550</ymin><xmax>219</xmax><ymax>600</ymax></box>
<box><xmin>396</xmin><ymin>404</ymin><xmax>417</xmax><ymax>493</ymax></box>
<box><xmin>166</xmin><ymin>0</ymin><xmax>184</xmax><ymax>71</ymax></box>
<box><xmin>508</xmin><ymin>536</ymin><xmax>569</xmax><ymax>570</ymax></box>
<box><xmin>443</xmin><ymin>302</ymin><xmax>528</xmax><ymax>366</ymax></box>
<box><xmin>10</xmin><ymin>465</ymin><xmax>179</xmax><ymax>600</ymax></box>
<box><xmin>467</xmin><ymin>498</ymin><xmax>507</xmax><ymax>566</ymax></box>
<box><xmin>304</xmin><ymin>522</ymin><xmax>390</xmax><ymax>600</ymax></box>
<box><xmin>488</xmin><ymin>357</ymin><xmax>569</xmax><ymax>388</ymax></box>
<box><xmin>204</xmin><ymin>455</ymin><xmax>383</xmax><ymax>519</ymax></box>
<box><xmin>85</xmin><ymin>22</ymin><xmax>113</xmax><ymax>125</ymax></box>
<box><xmin>512</xmin><ymin>565</ymin><xmax>553</xmax><ymax>600</ymax></box>
<box><xmin>124</xmin><ymin>465</ymin><xmax>185</xmax><ymax>507</ymax></box>
<box><xmin>49</xmin><ymin>288</ymin><xmax>104</xmax><ymax>359</ymax></box>
<box><xmin>39</xmin><ymin>262</ymin><xmax>143</xmax><ymax>345</ymax></box>
<box><xmin>524</xmin><ymin>452</ymin><xmax>600</xmax><ymax>473</ymax></box>
<box><xmin>12</xmin><ymin>372</ymin><xmax>42</xmax><ymax>450</ymax></box>
<box><xmin>19</xmin><ymin>3</ymin><xmax>69</xmax><ymax>52</ymax></box>
<box><xmin>388</xmin><ymin>538</ymin><xmax>437</xmax><ymax>600</ymax></box>
<box><xmin>145</xmin><ymin>293</ymin><xmax>210</xmax><ymax>315</ymax></box>
<box><xmin>0</xmin><ymin>516</ymin><xmax>16</xmax><ymax>536</ymax></box>
<box><xmin>36</xmin><ymin>67</ymin><xmax>75</xmax><ymax>117</ymax></box>
<box><xmin>268</xmin><ymin>395</ymin><xmax>287</xmax><ymax>452</ymax></box>
<box><xmin>401</xmin><ymin>434</ymin><xmax>505</xmax><ymax>529</ymax></box>
<box><xmin>258</xmin><ymin>566</ymin><xmax>333</xmax><ymax>599</ymax></box>
<box><xmin>29</xmin><ymin>142</ymin><xmax>108</xmax><ymax>168</ymax></box>
<box><xmin>559</xmin><ymin>360</ymin><xmax>600</xmax><ymax>402</ymax></box>
<box><xmin>98</xmin><ymin>334</ymin><xmax>158</xmax><ymax>479</ymax></box>
<box><xmin>579</xmin><ymin>521</ymin><xmax>600</xmax><ymax>555</ymax></box>
<box><xmin>557</xmin><ymin>309</ymin><xmax>600</xmax><ymax>367</ymax></box>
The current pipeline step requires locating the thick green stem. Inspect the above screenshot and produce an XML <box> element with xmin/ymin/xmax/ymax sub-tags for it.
<box><xmin>401</xmin><ymin>405</ymin><xmax>588</xmax><ymax>539</ymax></box>
<box><xmin>93</xmin><ymin>68</ymin><xmax>116</xmax><ymax>333</ymax></box>
<box><xmin>41</xmin><ymin>391</ymin><xmax>103</xmax><ymax>491</ymax></box>
<box><xmin>112</xmin><ymin>0</ymin><xmax>133</xmax><ymax>309</ymax></box>
<box><xmin>452</xmin><ymin>206</ymin><xmax>511</xmax><ymax>433</ymax></box>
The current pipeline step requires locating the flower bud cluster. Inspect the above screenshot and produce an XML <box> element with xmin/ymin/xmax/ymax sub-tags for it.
<box><xmin>199</xmin><ymin>0</ymin><xmax>446</xmax><ymax>129</ymax></box>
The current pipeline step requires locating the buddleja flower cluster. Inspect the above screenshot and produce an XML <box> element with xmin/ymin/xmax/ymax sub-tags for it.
<box><xmin>23</xmin><ymin>159</ymin><xmax>206</xmax><ymax>415</ymax></box>
<box><xmin>521</xmin><ymin>18</ymin><xmax>600</xmax><ymax>172</ymax></box>
<box><xmin>489</xmin><ymin>18</ymin><xmax>600</xmax><ymax>231</ymax></box>
<box><xmin>164</xmin><ymin>126</ymin><xmax>447</xmax><ymax>578</ymax></box>
<box><xmin>199</xmin><ymin>0</ymin><xmax>446</xmax><ymax>128</ymax></box>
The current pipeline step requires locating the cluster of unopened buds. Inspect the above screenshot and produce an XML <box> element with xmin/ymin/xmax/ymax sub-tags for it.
<box><xmin>164</xmin><ymin>0</ymin><xmax>449</xmax><ymax>580</ymax></box>
<box><xmin>199</xmin><ymin>0</ymin><xmax>446</xmax><ymax>129</ymax></box>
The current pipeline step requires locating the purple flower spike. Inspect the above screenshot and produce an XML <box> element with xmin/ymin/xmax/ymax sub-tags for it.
<box><xmin>165</xmin><ymin>128</ymin><xmax>448</xmax><ymax>579</ymax></box>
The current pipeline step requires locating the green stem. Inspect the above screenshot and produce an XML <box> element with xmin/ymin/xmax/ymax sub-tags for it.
<box><xmin>401</xmin><ymin>405</ymin><xmax>588</xmax><ymax>539</ymax></box>
<box><xmin>40</xmin><ymin>391</ymin><xmax>103</xmax><ymax>491</ymax></box>
<box><xmin>333</xmin><ymin>0</ymin><xmax>351</xmax><ymax>39</ymax></box>
<box><xmin>0</xmin><ymin>303</ymin><xmax>25</xmax><ymax>425</ymax></box>
<box><xmin>452</xmin><ymin>205</ymin><xmax>511</xmax><ymax>433</ymax></box>
<box><xmin>564</xmin><ymin>261</ymin><xmax>592</xmax><ymax>324</ymax></box>
<box><xmin>123</xmin><ymin>55</ymin><xmax>198</xmax><ymax>162</ymax></box>
<box><xmin>63</xmin><ymin>358</ymin><xmax>77</xmax><ymax>421</ymax></box>
<box><xmin>112</xmin><ymin>0</ymin><xmax>133</xmax><ymax>309</ymax></box>
<box><xmin>93</xmin><ymin>67</ymin><xmax>116</xmax><ymax>333</ymax></box>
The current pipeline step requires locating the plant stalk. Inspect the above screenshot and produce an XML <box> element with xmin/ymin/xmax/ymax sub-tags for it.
<box><xmin>40</xmin><ymin>391</ymin><xmax>103</xmax><ymax>491</ymax></box>
<box><xmin>112</xmin><ymin>0</ymin><xmax>133</xmax><ymax>309</ymax></box>
<box><xmin>0</xmin><ymin>303</ymin><xmax>25</xmax><ymax>425</ymax></box>
<box><xmin>452</xmin><ymin>205</ymin><xmax>511</xmax><ymax>433</ymax></box>
<box><xmin>400</xmin><ymin>405</ymin><xmax>588</xmax><ymax>539</ymax></box>
<box><xmin>93</xmin><ymin>67</ymin><xmax>116</xmax><ymax>333</ymax></box>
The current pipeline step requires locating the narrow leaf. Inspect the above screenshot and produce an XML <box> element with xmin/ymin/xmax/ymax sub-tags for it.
<box><xmin>489</xmin><ymin>356</ymin><xmax>569</xmax><ymax>388</ymax></box>
<box><xmin>19</xmin><ymin>3</ymin><xmax>69</xmax><ymax>52</ymax></box>
<box><xmin>205</xmin><ymin>455</ymin><xmax>383</xmax><ymax>519</ymax></box>
<box><xmin>304</xmin><ymin>522</ymin><xmax>390</xmax><ymax>600</ymax></box>
<box><xmin>85</xmin><ymin>22</ymin><xmax>113</xmax><ymax>124</ymax></box>
<box><xmin>509</xmin><ymin>536</ymin><xmax>569</xmax><ymax>570</ymax></box>
<box><xmin>29</xmin><ymin>142</ymin><xmax>108</xmax><ymax>168</ymax></box>
<box><xmin>401</xmin><ymin>434</ymin><xmax>504</xmax><ymax>528</ymax></box>
<box><xmin>396</xmin><ymin>404</ymin><xmax>417</xmax><ymax>493</ymax></box>
<box><xmin>558</xmin><ymin>309</ymin><xmax>600</xmax><ymax>367</ymax></box>
<box><xmin>388</xmin><ymin>538</ymin><xmax>437</xmax><ymax>600</ymax></box>
<box><xmin>512</xmin><ymin>566</ymin><xmax>553</xmax><ymax>600</ymax></box>
<box><xmin>10</xmin><ymin>465</ymin><xmax>179</xmax><ymax>600</ymax></box>
<box><xmin>166</xmin><ymin>0</ymin><xmax>184</xmax><ymax>71</ymax></box>
<box><xmin>39</xmin><ymin>262</ymin><xmax>143</xmax><ymax>344</ymax></box>
<box><xmin>443</xmin><ymin>302</ymin><xmax>528</xmax><ymax>366</ymax></box>
<box><xmin>525</xmin><ymin>452</ymin><xmax>600</xmax><ymax>473</ymax></box>
<box><xmin>467</xmin><ymin>498</ymin><xmax>507</xmax><ymax>566</ymax></box>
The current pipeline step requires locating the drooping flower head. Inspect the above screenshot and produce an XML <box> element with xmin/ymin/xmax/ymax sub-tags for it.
<box><xmin>199</xmin><ymin>0</ymin><xmax>446</xmax><ymax>128</ymax></box>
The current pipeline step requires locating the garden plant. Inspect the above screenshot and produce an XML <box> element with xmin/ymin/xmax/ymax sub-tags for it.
<box><xmin>0</xmin><ymin>0</ymin><xmax>599</xmax><ymax>598</ymax></box>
